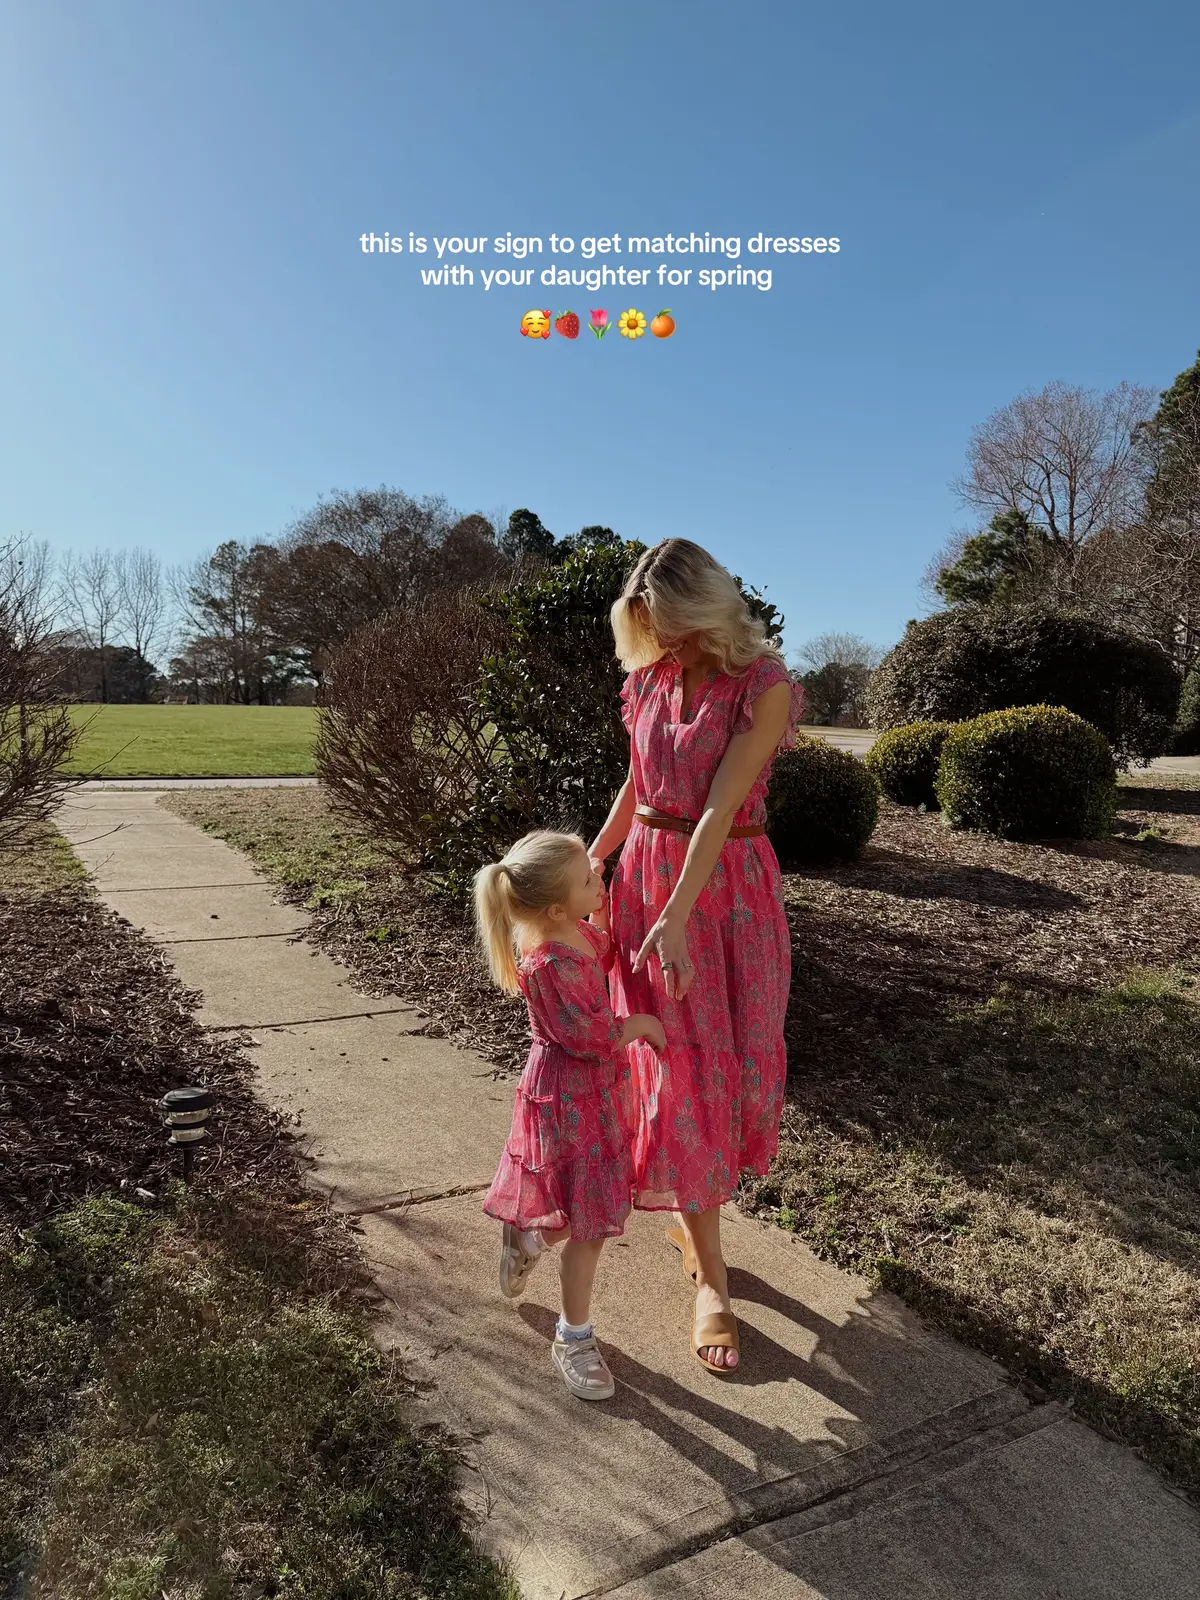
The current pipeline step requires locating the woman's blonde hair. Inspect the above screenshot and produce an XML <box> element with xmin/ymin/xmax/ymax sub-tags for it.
<box><xmin>610</xmin><ymin>538</ymin><xmax>785</xmax><ymax>674</ymax></box>
<box><xmin>473</xmin><ymin>830</ymin><xmax>586</xmax><ymax>995</ymax></box>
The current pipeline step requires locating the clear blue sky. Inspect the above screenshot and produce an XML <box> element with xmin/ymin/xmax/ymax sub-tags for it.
<box><xmin>3</xmin><ymin>0</ymin><xmax>1199</xmax><ymax>657</ymax></box>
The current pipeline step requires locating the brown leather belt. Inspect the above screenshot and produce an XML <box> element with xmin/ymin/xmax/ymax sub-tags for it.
<box><xmin>634</xmin><ymin>805</ymin><xmax>766</xmax><ymax>838</ymax></box>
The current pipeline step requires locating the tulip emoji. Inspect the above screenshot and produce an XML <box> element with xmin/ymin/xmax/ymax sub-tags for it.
<box><xmin>589</xmin><ymin>309</ymin><xmax>610</xmax><ymax>340</ymax></box>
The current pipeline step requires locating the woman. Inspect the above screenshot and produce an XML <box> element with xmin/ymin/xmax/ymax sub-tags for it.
<box><xmin>588</xmin><ymin>538</ymin><xmax>802</xmax><ymax>1373</ymax></box>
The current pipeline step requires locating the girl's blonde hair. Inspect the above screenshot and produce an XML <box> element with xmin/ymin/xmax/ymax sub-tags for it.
<box><xmin>610</xmin><ymin>538</ymin><xmax>785</xmax><ymax>674</ymax></box>
<box><xmin>473</xmin><ymin>830</ymin><xmax>586</xmax><ymax>995</ymax></box>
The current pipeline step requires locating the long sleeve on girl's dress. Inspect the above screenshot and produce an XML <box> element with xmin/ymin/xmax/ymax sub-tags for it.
<box><xmin>522</xmin><ymin>950</ymin><xmax>624</xmax><ymax>1060</ymax></box>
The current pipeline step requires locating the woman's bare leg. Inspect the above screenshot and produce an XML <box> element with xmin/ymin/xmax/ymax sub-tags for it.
<box><xmin>559</xmin><ymin>1237</ymin><xmax>605</xmax><ymax>1326</ymax></box>
<box><xmin>678</xmin><ymin>1205</ymin><xmax>737</xmax><ymax>1367</ymax></box>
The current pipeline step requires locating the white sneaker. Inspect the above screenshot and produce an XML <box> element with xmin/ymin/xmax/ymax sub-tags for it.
<box><xmin>499</xmin><ymin>1222</ymin><xmax>543</xmax><ymax>1299</ymax></box>
<box><xmin>552</xmin><ymin>1334</ymin><xmax>615</xmax><ymax>1401</ymax></box>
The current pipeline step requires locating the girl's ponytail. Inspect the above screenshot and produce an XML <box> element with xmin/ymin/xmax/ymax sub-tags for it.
<box><xmin>474</xmin><ymin>860</ymin><xmax>522</xmax><ymax>995</ymax></box>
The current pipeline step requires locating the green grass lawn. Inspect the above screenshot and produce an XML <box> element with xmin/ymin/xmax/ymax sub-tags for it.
<box><xmin>63</xmin><ymin>704</ymin><xmax>318</xmax><ymax>777</ymax></box>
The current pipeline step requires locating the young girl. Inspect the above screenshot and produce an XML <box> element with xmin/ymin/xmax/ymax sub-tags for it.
<box><xmin>476</xmin><ymin>830</ymin><xmax>666</xmax><ymax>1401</ymax></box>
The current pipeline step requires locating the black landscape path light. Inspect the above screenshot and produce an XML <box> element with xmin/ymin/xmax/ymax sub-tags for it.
<box><xmin>158</xmin><ymin>1086</ymin><xmax>214</xmax><ymax>1184</ymax></box>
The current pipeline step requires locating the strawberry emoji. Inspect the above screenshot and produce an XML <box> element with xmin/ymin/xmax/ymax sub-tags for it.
<box><xmin>554</xmin><ymin>309</ymin><xmax>580</xmax><ymax>339</ymax></box>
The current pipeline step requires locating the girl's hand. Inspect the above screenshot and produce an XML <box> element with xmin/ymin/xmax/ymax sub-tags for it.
<box><xmin>639</xmin><ymin>1015</ymin><xmax>667</xmax><ymax>1052</ymax></box>
<box><xmin>619</xmin><ymin>1014</ymin><xmax>667</xmax><ymax>1052</ymax></box>
<box><xmin>633</xmin><ymin>912</ymin><xmax>695</xmax><ymax>1001</ymax></box>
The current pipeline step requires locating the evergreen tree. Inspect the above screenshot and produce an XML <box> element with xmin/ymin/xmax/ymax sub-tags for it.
<box><xmin>935</xmin><ymin>509</ymin><xmax>1049</xmax><ymax>606</ymax></box>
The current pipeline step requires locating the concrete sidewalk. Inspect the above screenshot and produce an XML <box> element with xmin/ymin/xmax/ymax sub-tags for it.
<box><xmin>57</xmin><ymin>788</ymin><xmax>1200</xmax><ymax>1599</ymax></box>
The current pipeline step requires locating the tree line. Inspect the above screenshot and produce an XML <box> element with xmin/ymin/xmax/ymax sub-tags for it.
<box><xmin>7</xmin><ymin>343</ymin><xmax>1197</xmax><ymax>715</ymax></box>
<box><xmin>1</xmin><ymin>499</ymin><xmax>633</xmax><ymax>706</ymax></box>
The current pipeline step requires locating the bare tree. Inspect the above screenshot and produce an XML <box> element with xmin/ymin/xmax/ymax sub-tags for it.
<box><xmin>1</xmin><ymin>536</ymin><xmax>81</xmax><ymax>848</ymax></box>
<box><xmin>791</xmin><ymin>633</ymin><xmax>883</xmax><ymax>727</ymax></box>
<box><xmin>954</xmin><ymin>381</ymin><xmax>1156</xmax><ymax>600</ymax></box>
<box><xmin>58</xmin><ymin>547</ymin><xmax>122</xmax><ymax>703</ymax></box>
<box><xmin>794</xmin><ymin>632</ymin><xmax>884</xmax><ymax>672</ymax></box>
<box><xmin>114</xmin><ymin>547</ymin><xmax>169</xmax><ymax>698</ymax></box>
<box><xmin>264</xmin><ymin>487</ymin><xmax>499</xmax><ymax>683</ymax></box>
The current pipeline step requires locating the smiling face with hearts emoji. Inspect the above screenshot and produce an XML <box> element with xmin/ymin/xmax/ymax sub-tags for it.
<box><xmin>520</xmin><ymin>309</ymin><xmax>551</xmax><ymax>339</ymax></box>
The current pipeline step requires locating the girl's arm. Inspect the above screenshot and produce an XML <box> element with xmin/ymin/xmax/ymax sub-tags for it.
<box><xmin>588</xmin><ymin>884</ymin><xmax>611</xmax><ymax>933</ymax></box>
<box><xmin>632</xmin><ymin>679</ymin><xmax>791</xmax><ymax>1001</ymax></box>
<box><xmin>587</xmin><ymin>765</ymin><xmax>636</xmax><ymax>873</ymax></box>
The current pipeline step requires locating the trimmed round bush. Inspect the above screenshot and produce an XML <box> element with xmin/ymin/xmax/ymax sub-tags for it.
<box><xmin>867</xmin><ymin>606</ymin><xmax>1179</xmax><ymax>766</ymax></box>
<box><xmin>935</xmin><ymin>705</ymin><xmax>1118</xmax><ymax>840</ymax></box>
<box><xmin>864</xmin><ymin>720</ymin><xmax>955</xmax><ymax>808</ymax></box>
<box><xmin>767</xmin><ymin>736</ymin><xmax>879</xmax><ymax>866</ymax></box>
<box><xmin>1170</xmin><ymin>663</ymin><xmax>1200</xmax><ymax>756</ymax></box>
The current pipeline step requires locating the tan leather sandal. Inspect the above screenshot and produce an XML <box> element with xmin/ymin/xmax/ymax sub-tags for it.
<box><xmin>668</xmin><ymin>1228</ymin><xmax>740</xmax><ymax>1372</ymax></box>
<box><xmin>693</xmin><ymin>1308</ymin><xmax>740</xmax><ymax>1374</ymax></box>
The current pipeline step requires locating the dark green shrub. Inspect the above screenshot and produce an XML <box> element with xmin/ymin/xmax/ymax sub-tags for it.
<box><xmin>935</xmin><ymin>705</ymin><xmax>1118</xmax><ymax>840</ymax></box>
<box><xmin>867</xmin><ymin>607</ymin><xmax>1179</xmax><ymax>766</ymax></box>
<box><xmin>1170</xmin><ymin>663</ymin><xmax>1200</xmax><ymax>756</ymax></box>
<box><xmin>473</xmin><ymin>540</ymin><xmax>647</xmax><ymax>849</ymax></box>
<box><xmin>767</xmin><ymin>736</ymin><xmax>879</xmax><ymax>866</ymax></box>
<box><xmin>864</xmin><ymin>720</ymin><xmax>955</xmax><ymax>808</ymax></box>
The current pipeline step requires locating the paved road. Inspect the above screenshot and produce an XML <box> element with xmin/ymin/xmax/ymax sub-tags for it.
<box><xmin>54</xmin><ymin>788</ymin><xmax>1200</xmax><ymax>1599</ymax></box>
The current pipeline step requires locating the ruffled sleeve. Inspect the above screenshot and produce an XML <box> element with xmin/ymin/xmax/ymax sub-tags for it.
<box><xmin>522</xmin><ymin>949</ymin><xmax>625</xmax><ymax>1060</ymax></box>
<box><xmin>619</xmin><ymin>668</ymin><xmax>645</xmax><ymax>735</ymax></box>
<box><xmin>733</xmin><ymin>655</ymin><xmax>806</xmax><ymax>751</ymax></box>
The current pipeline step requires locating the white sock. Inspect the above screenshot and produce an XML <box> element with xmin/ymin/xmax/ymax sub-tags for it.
<box><xmin>556</xmin><ymin>1315</ymin><xmax>593</xmax><ymax>1342</ymax></box>
<box><xmin>522</xmin><ymin>1228</ymin><xmax>546</xmax><ymax>1257</ymax></box>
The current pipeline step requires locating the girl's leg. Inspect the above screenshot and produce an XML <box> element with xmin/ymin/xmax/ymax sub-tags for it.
<box><xmin>559</xmin><ymin>1236</ymin><xmax>604</xmax><ymax>1326</ymax></box>
<box><xmin>552</xmin><ymin>1237</ymin><xmax>614</xmax><ymax>1400</ymax></box>
<box><xmin>678</xmin><ymin>1205</ymin><xmax>738</xmax><ymax>1369</ymax></box>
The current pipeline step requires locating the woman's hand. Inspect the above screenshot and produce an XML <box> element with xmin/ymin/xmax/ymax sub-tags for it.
<box><xmin>633</xmin><ymin>912</ymin><xmax>695</xmax><ymax>1001</ymax></box>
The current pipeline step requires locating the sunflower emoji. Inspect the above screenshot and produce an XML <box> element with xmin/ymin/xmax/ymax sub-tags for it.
<box><xmin>618</xmin><ymin>307</ymin><xmax>647</xmax><ymax>339</ymax></box>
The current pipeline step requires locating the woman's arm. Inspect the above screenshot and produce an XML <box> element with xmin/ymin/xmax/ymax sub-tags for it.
<box><xmin>633</xmin><ymin>679</ymin><xmax>791</xmax><ymax>1000</ymax></box>
<box><xmin>587</xmin><ymin>766</ymin><xmax>636</xmax><ymax>872</ymax></box>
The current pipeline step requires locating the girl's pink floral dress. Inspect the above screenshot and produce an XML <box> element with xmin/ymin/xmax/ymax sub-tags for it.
<box><xmin>609</xmin><ymin>654</ymin><xmax>803</xmax><ymax>1214</ymax></box>
<box><xmin>483</xmin><ymin>921</ymin><xmax>636</xmax><ymax>1242</ymax></box>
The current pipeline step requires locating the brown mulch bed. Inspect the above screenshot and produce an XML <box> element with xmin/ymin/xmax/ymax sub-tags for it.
<box><xmin>780</xmin><ymin>795</ymin><xmax>1200</xmax><ymax>1093</ymax></box>
<box><xmin>0</xmin><ymin>889</ymin><xmax>299</xmax><ymax>1225</ymax></box>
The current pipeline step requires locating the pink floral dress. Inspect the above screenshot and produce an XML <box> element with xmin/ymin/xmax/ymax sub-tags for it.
<box><xmin>609</xmin><ymin>654</ymin><xmax>803</xmax><ymax>1214</ymax></box>
<box><xmin>483</xmin><ymin>921</ymin><xmax>637</xmax><ymax>1242</ymax></box>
